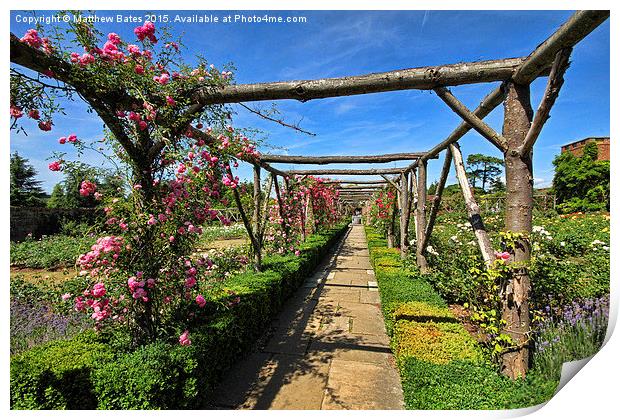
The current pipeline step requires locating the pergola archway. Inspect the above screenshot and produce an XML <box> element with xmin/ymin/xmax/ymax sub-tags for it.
<box><xmin>211</xmin><ymin>11</ymin><xmax>608</xmax><ymax>379</ymax></box>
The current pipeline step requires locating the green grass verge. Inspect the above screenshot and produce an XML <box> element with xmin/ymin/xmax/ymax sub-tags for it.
<box><xmin>10</xmin><ymin>223</ymin><xmax>349</xmax><ymax>409</ymax></box>
<box><xmin>365</xmin><ymin>226</ymin><xmax>558</xmax><ymax>410</ymax></box>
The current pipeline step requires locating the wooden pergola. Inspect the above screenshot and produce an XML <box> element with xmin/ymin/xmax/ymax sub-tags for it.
<box><xmin>216</xmin><ymin>11</ymin><xmax>608</xmax><ymax>379</ymax></box>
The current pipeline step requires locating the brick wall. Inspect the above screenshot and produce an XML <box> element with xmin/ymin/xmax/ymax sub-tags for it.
<box><xmin>561</xmin><ymin>137</ymin><xmax>610</xmax><ymax>161</ymax></box>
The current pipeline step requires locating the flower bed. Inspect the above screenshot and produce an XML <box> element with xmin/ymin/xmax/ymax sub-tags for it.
<box><xmin>365</xmin><ymin>226</ymin><xmax>559</xmax><ymax>410</ymax></box>
<box><xmin>10</xmin><ymin>223</ymin><xmax>348</xmax><ymax>409</ymax></box>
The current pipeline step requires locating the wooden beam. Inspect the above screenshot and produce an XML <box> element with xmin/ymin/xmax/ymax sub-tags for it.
<box><xmin>256</xmin><ymin>160</ymin><xmax>289</xmax><ymax>178</ymax></box>
<box><xmin>380</xmin><ymin>174</ymin><xmax>402</xmax><ymax>192</ymax></box>
<box><xmin>450</xmin><ymin>143</ymin><xmax>495</xmax><ymax>265</ymax></box>
<box><xmin>512</xmin><ymin>10</ymin><xmax>609</xmax><ymax>85</ymax></box>
<box><xmin>415</xmin><ymin>86</ymin><xmax>507</xmax><ymax>165</ymax></box>
<box><xmin>191</xmin><ymin>58</ymin><xmax>525</xmax><ymax>105</ymax></box>
<box><xmin>433</xmin><ymin>86</ymin><xmax>508</xmax><ymax>152</ymax></box>
<box><xmin>338</xmin><ymin>185</ymin><xmax>385</xmax><ymax>190</ymax></box>
<box><xmin>519</xmin><ymin>48</ymin><xmax>572</xmax><ymax>157</ymax></box>
<box><xmin>323</xmin><ymin>180</ymin><xmax>389</xmax><ymax>185</ymax></box>
<box><xmin>261</xmin><ymin>153</ymin><xmax>424</xmax><ymax>164</ymax></box>
<box><xmin>287</xmin><ymin>167</ymin><xmax>409</xmax><ymax>175</ymax></box>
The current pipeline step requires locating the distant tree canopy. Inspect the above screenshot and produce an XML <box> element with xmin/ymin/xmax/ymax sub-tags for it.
<box><xmin>552</xmin><ymin>142</ymin><xmax>610</xmax><ymax>213</ymax></box>
<box><xmin>47</xmin><ymin>163</ymin><xmax>125</xmax><ymax>209</ymax></box>
<box><xmin>466</xmin><ymin>153</ymin><xmax>504</xmax><ymax>192</ymax></box>
<box><xmin>10</xmin><ymin>151</ymin><xmax>46</xmax><ymax>207</ymax></box>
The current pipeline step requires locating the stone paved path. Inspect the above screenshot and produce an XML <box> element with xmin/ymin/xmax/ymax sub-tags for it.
<box><xmin>211</xmin><ymin>225</ymin><xmax>404</xmax><ymax>410</ymax></box>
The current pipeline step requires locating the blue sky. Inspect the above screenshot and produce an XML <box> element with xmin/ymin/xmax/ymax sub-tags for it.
<box><xmin>9</xmin><ymin>10</ymin><xmax>610</xmax><ymax>192</ymax></box>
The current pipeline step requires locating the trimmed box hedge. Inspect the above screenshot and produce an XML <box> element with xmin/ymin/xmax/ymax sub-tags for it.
<box><xmin>364</xmin><ymin>226</ymin><xmax>558</xmax><ymax>410</ymax></box>
<box><xmin>11</xmin><ymin>223</ymin><xmax>349</xmax><ymax>410</ymax></box>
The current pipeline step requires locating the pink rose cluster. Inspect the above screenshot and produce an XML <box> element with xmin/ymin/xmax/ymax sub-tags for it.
<box><xmin>134</xmin><ymin>21</ymin><xmax>157</xmax><ymax>43</ymax></box>
<box><xmin>58</xmin><ymin>134</ymin><xmax>78</xmax><ymax>144</ymax></box>
<box><xmin>48</xmin><ymin>161</ymin><xmax>62</xmax><ymax>171</ymax></box>
<box><xmin>127</xmin><ymin>272</ymin><xmax>156</xmax><ymax>302</ymax></box>
<box><xmin>494</xmin><ymin>251</ymin><xmax>511</xmax><ymax>261</ymax></box>
<box><xmin>77</xmin><ymin>235</ymin><xmax>124</xmax><ymax>277</ymax></box>
<box><xmin>79</xmin><ymin>180</ymin><xmax>97</xmax><ymax>197</ymax></box>
<box><xmin>19</xmin><ymin>29</ymin><xmax>53</xmax><ymax>54</ymax></box>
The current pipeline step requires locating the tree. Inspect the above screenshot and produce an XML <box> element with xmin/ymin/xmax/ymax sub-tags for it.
<box><xmin>10</xmin><ymin>151</ymin><xmax>46</xmax><ymax>207</ymax></box>
<box><xmin>466</xmin><ymin>153</ymin><xmax>504</xmax><ymax>192</ymax></box>
<box><xmin>552</xmin><ymin>142</ymin><xmax>609</xmax><ymax>213</ymax></box>
<box><xmin>46</xmin><ymin>183</ymin><xmax>66</xmax><ymax>208</ymax></box>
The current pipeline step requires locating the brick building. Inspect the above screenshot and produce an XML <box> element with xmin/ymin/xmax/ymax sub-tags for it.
<box><xmin>561</xmin><ymin>136</ymin><xmax>610</xmax><ymax>161</ymax></box>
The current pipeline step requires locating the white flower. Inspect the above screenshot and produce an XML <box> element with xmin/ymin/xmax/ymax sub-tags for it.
<box><xmin>560</xmin><ymin>241</ymin><xmax>566</xmax><ymax>247</ymax></box>
<box><xmin>450</xmin><ymin>235</ymin><xmax>458</xmax><ymax>241</ymax></box>
<box><xmin>603</xmin><ymin>246</ymin><xmax>610</xmax><ymax>251</ymax></box>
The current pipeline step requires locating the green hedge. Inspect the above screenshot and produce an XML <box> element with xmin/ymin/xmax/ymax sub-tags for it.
<box><xmin>11</xmin><ymin>223</ymin><xmax>349</xmax><ymax>410</ymax></box>
<box><xmin>365</xmin><ymin>226</ymin><xmax>558</xmax><ymax>410</ymax></box>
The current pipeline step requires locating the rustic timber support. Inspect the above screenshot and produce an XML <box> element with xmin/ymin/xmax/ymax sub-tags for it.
<box><xmin>398</xmin><ymin>171</ymin><xmax>410</xmax><ymax>258</ymax></box>
<box><xmin>500</xmin><ymin>82</ymin><xmax>535</xmax><ymax>380</ymax></box>
<box><xmin>415</xmin><ymin>162</ymin><xmax>428</xmax><ymax>271</ymax></box>
<box><xmin>518</xmin><ymin>48</ymin><xmax>572</xmax><ymax>157</ymax></box>
<box><xmin>259</xmin><ymin>174</ymin><xmax>274</xmax><ymax>241</ymax></box>
<box><xmin>387</xmin><ymin>191</ymin><xmax>398</xmax><ymax>248</ymax></box>
<box><xmin>191</xmin><ymin>58</ymin><xmax>526</xmax><ymax>105</ymax></box>
<box><xmin>286</xmin><ymin>167</ymin><xmax>411</xmax><ymax>176</ymax></box>
<box><xmin>252</xmin><ymin>165</ymin><xmax>263</xmax><ymax>270</ymax></box>
<box><xmin>422</xmin><ymin>148</ymin><xmax>453</xmax><ymax>251</ymax></box>
<box><xmin>450</xmin><ymin>143</ymin><xmax>495</xmax><ymax>265</ymax></box>
<box><xmin>433</xmin><ymin>86</ymin><xmax>508</xmax><ymax>151</ymax></box>
<box><xmin>261</xmin><ymin>153</ymin><xmax>424</xmax><ymax>164</ymax></box>
<box><xmin>227</xmin><ymin>166</ymin><xmax>262</xmax><ymax>271</ymax></box>
<box><xmin>272</xmin><ymin>173</ymin><xmax>289</xmax><ymax>238</ymax></box>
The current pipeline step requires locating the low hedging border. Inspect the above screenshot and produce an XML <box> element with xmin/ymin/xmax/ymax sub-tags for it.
<box><xmin>11</xmin><ymin>223</ymin><xmax>349</xmax><ymax>410</ymax></box>
<box><xmin>365</xmin><ymin>226</ymin><xmax>558</xmax><ymax>410</ymax></box>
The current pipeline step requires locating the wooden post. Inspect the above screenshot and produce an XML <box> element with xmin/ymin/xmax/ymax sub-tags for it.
<box><xmin>252</xmin><ymin>165</ymin><xmax>262</xmax><ymax>270</ymax></box>
<box><xmin>272</xmin><ymin>174</ymin><xmax>289</xmax><ymax>238</ymax></box>
<box><xmin>450</xmin><ymin>143</ymin><xmax>495</xmax><ymax>265</ymax></box>
<box><xmin>500</xmin><ymin>82</ymin><xmax>534</xmax><ymax>380</ymax></box>
<box><xmin>422</xmin><ymin>148</ymin><xmax>452</xmax><ymax>251</ymax></box>
<box><xmin>227</xmin><ymin>166</ymin><xmax>261</xmax><ymax>271</ymax></box>
<box><xmin>415</xmin><ymin>162</ymin><xmax>428</xmax><ymax>271</ymax></box>
<box><xmin>399</xmin><ymin>171</ymin><xmax>409</xmax><ymax>258</ymax></box>
<box><xmin>259</xmin><ymin>174</ymin><xmax>274</xmax><ymax>240</ymax></box>
<box><xmin>387</xmin><ymin>190</ymin><xmax>398</xmax><ymax>248</ymax></box>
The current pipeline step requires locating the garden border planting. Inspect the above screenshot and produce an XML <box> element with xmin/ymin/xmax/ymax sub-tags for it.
<box><xmin>10</xmin><ymin>223</ymin><xmax>349</xmax><ymax>409</ymax></box>
<box><xmin>364</xmin><ymin>226</ymin><xmax>559</xmax><ymax>409</ymax></box>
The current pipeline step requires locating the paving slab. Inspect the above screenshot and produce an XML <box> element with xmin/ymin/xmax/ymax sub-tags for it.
<box><xmin>322</xmin><ymin>360</ymin><xmax>404</xmax><ymax>410</ymax></box>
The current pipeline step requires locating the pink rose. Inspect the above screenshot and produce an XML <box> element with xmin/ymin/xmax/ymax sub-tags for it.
<box><xmin>179</xmin><ymin>330</ymin><xmax>191</xmax><ymax>346</ymax></box>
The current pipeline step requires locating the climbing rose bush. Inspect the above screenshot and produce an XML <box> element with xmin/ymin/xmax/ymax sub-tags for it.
<box><xmin>10</xmin><ymin>15</ymin><xmax>260</xmax><ymax>346</ymax></box>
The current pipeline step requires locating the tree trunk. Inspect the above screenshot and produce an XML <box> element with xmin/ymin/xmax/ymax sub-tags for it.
<box><xmin>501</xmin><ymin>82</ymin><xmax>534</xmax><ymax>379</ymax></box>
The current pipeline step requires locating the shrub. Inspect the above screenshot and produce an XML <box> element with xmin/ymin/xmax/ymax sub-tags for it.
<box><xmin>10</xmin><ymin>332</ymin><xmax>114</xmax><ymax>409</ymax></box>
<box><xmin>11</xmin><ymin>223</ymin><xmax>348</xmax><ymax>409</ymax></box>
